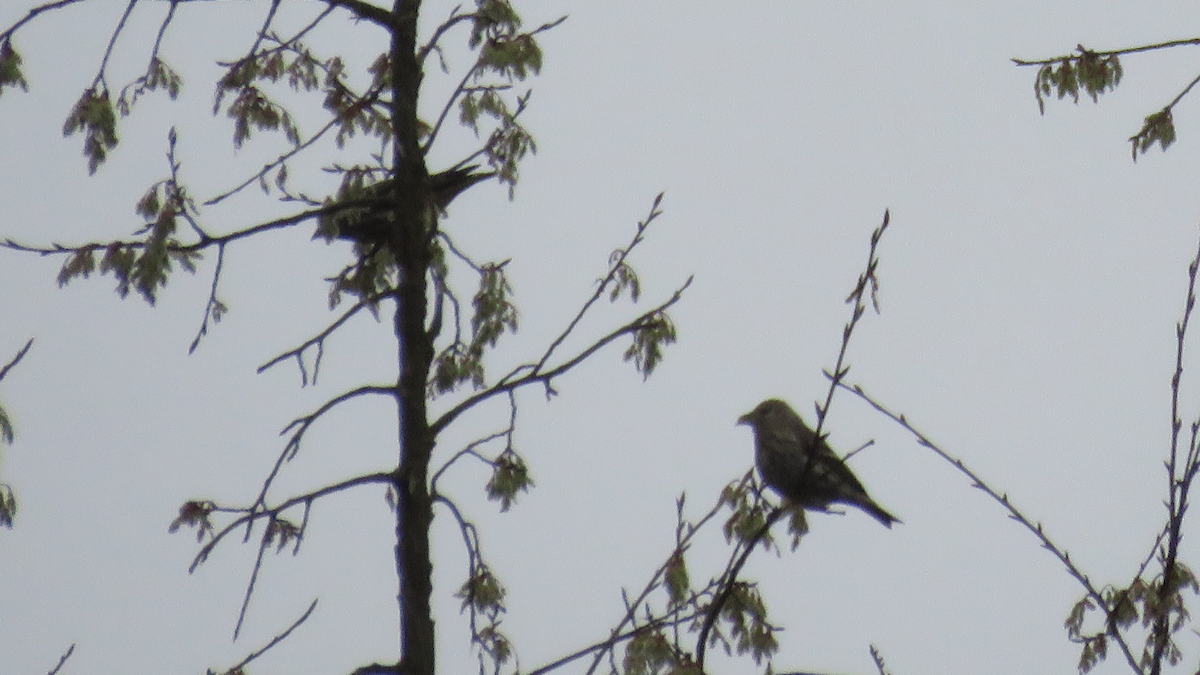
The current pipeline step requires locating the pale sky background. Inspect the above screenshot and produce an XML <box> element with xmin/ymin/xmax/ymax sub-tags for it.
<box><xmin>3</xmin><ymin>1</ymin><xmax>1200</xmax><ymax>674</ymax></box>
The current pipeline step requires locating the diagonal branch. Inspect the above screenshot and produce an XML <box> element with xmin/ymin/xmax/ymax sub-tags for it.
<box><xmin>430</xmin><ymin>277</ymin><xmax>691</xmax><ymax>435</ymax></box>
<box><xmin>1</xmin><ymin>0</ymin><xmax>90</xmax><ymax>41</ymax></box>
<box><xmin>840</xmin><ymin>381</ymin><xmax>1143</xmax><ymax>674</ymax></box>
<box><xmin>189</xmin><ymin>470</ymin><xmax>393</xmax><ymax>573</ymax></box>
<box><xmin>536</xmin><ymin>193</ymin><xmax>663</xmax><ymax>374</ymax></box>
<box><xmin>258</xmin><ymin>292</ymin><xmax>392</xmax><ymax>385</ymax></box>
<box><xmin>0</xmin><ymin>338</ymin><xmax>34</xmax><ymax>384</ymax></box>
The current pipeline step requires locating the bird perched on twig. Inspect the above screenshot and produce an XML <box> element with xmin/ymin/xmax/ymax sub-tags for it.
<box><xmin>737</xmin><ymin>398</ymin><xmax>899</xmax><ymax>528</ymax></box>
<box><xmin>318</xmin><ymin>164</ymin><xmax>495</xmax><ymax>245</ymax></box>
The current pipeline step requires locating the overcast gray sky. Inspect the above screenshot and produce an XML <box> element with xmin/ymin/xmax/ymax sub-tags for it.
<box><xmin>4</xmin><ymin>1</ymin><xmax>1200</xmax><ymax>674</ymax></box>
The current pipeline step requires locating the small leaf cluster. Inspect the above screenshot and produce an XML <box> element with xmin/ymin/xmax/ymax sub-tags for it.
<box><xmin>265</xmin><ymin>516</ymin><xmax>303</xmax><ymax>553</ymax></box>
<box><xmin>0</xmin><ymin>39</ymin><xmax>28</xmax><ymax>97</ymax></box>
<box><xmin>459</xmin><ymin>0</ymin><xmax>546</xmax><ymax>188</ymax></box>
<box><xmin>1065</xmin><ymin>563</ymin><xmax>1199</xmax><ymax>673</ymax></box>
<box><xmin>214</xmin><ymin>52</ymin><xmax>304</xmax><ymax>149</ymax></box>
<box><xmin>624</xmin><ymin>630</ymin><xmax>697</xmax><ymax>675</ymax></box>
<box><xmin>1129</xmin><ymin>109</ymin><xmax>1175</xmax><ymax>160</ymax></box>
<box><xmin>62</xmin><ymin>87</ymin><xmax>118</xmax><ymax>175</ymax></box>
<box><xmin>168</xmin><ymin>500</ymin><xmax>217</xmax><ymax>543</ymax></box>
<box><xmin>431</xmin><ymin>261</ymin><xmax>519</xmax><ymax>395</ymax></box>
<box><xmin>0</xmin><ymin>390</ymin><xmax>15</xmax><ymax>527</ymax></box>
<box><xmin>720</xmin><ymin>478</ymin><xmax>775</xmax><ymax>549</ymax></box>
<box><xmin>1032</xmin><ymin>45</ymin><xmax>1123</xmax><ymax>115</ymax></box>
<box><xmin>713</xmin><ymin>582</ymin><xmax>779</xmax><ymax>665</ymax></box>
<box><xmin>484</xmin><ymin>449</ymin><xmax>533</xmax><ymax>511</ymax></box>
<box><xmin>57</xmin><ymin>179</ymin><xmax>201</xmax><ymax>304</ymax></box>
<box><xmin>57</xmin><ymin>54</ymin><xmax>184</xmax><ymax>174</ymax></box>
<box><xmin>327</xmin><ymin>53</ymin><xmax>392</xmax><ymax>147</ymax></box>
<box><xmin>0</xmin><ymin>399</ymin><xmax>12</xmax><ymax>446</ymax></box>
<box><xmin>472</xmin><ymin>263</ymin><xmax>520</xmax><ymax>350</ymax></box>
<box><xmin>456</xmin><ymin>567</ymin><xmax>512</xmax><ymax>672</ymax></box>
<box><xmin>326</xmin><ymin>246</ymin><xmax>395</xmax><ymax>310</ymax></box>
<box><xmin>624</xmin><ymin>310</ymin><xmax>678</xmax><ymax>379</ymax></box>
<box><xmin>117</xmin><ymin>57</ymin><xmax>182</xmax><ymax>116</ymax></box>
<box><xmin>664</xmin><ymin>550</ymin><xmax>691</xmax><ymax>608</ymax></box>
<box><xmin>0</xmin><ymin>483</ymin><xmax>14</xmax><ymax>529</ymax></box>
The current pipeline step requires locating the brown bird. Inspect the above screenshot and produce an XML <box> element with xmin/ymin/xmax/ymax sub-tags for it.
<box><xmin>737</xmin><ymin>398</ymin><xmax>899</xmax><ymax>528</ymax></box>
<box><xmin>319</xmin><ymin>164</ymin><xmax>495</xmax><ymax>244</ymax></box>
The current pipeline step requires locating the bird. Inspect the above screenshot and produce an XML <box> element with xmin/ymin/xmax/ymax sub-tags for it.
<box><xmin>318</xmin><ymin>164</ymin><xmax>495</xmax><ymax>245</ymax></box>
<box><xmin>737</xmin><ymin>398</ymin><xmax>899</xmax><ymax>528</ymax></box>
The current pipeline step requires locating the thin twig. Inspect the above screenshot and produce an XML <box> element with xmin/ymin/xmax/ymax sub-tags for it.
<box><xmin>535</xmin><ymin>194</ymin><xmax>663</xmax><ymax>374</ymax></box>
<box><xmin>258</xmin><ymin>293</ymin><xmax>390</xmax><ymax>384</ymax></box>
<box><xmin>1</xmin><ymin>0</ymin><xmax>89</xmax><ymax>42</ymax></box>
<box><xmin>45</xmin><ymin>643</ymin><xmax>75</xmax><ymax>675</ymax></box>
<box><xmin>227</xmin><ymin>599</ymin><xmax>318</xmax><ymax>672</ymax></box>
<box><xmin>1013</xmin><ymin>38</ymin><xmax>1200</xmax><ymax>66</ymax></box>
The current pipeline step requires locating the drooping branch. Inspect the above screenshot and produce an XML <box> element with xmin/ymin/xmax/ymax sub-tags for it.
<box><xmin>839</xmin><ymin>381</ymin><xmax>1143</xmax><ymax>674</ymax></box>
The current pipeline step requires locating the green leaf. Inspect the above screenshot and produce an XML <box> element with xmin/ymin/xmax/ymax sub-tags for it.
<box><xmin>485</xmin><ymin>450</ymin><xmax>534</xmax><ymax>511</ymax></box>
<box><xmin>664</xmin><ymin>550</ymin><xmax>690</xmax><ymax>606</ymax></box>
<box><xmin>624</xmin><ymin>310</ymin><xmax>678</xmax><ymax>378</ymax></box>
<box><xmin>0</xmin><ymin>401</ymin><xmax>12</xmax><ymax>444</ymax></box>
<box><xmin>623</xmin><ymin>630</ymin><xmax>675</xmax><ymax>675</ymax></box>
<box><xmin>0</xmin><ymin>40</ymin><xmax>29</xmax><ymax>97</ymax></box>
<box><xmin>62</xmin><ymin>87</ymin><xmax>118</xmax><ymax>174</ymax></box>
<box><xmin>471</xmin><ymin>263</ymin><xmax>519</xmax><ymax>351</ymax></box>
<box><xmin>117</xmin><ymin>57</ymin><xmax>183</xmax><ymax>115</ymax></box>
<box><xmin>720</xmin><ymin>582</ymin><xmax>778</xmax><ymax>664</ymax></box>
<box><xmin>0</xmin><ymin>484</ymin><xmax>15</xmax><ymax>528</ymax></box>
<box><xmin>456</xmin><ymin>567</ymin><xmax>507</xmax><ymax>614</ymax></box>
<box><xmin>1130</xmin><ymin>109</ymin><xmax>1176</xmax><ymax>160</ymax></box>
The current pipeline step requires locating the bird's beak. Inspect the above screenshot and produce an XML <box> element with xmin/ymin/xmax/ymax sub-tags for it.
<box><xmin>736</xmin><ymin>412</ymin><xmax>751</xmax><ymax>426</ymax></box>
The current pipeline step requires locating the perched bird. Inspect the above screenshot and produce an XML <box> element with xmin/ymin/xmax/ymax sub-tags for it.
<box><xmin>318</xmin><ymin>164</ymin><xmax>495</xmax><ymax>244</ymax></box>
<box><xmin>737</xmin><ymin>398</ymin><xmax>899</xmax><ymax>528</ymax></box>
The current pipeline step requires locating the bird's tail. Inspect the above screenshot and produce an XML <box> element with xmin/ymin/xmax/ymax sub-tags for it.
<box><xmin>862</xmin><ymin>500</ymin><xmax>901</xmax><ymax>528</ymax></box>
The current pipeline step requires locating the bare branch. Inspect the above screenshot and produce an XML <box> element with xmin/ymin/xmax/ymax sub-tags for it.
<box><xmin>1013</xmin><ymin>37</ymin><xmax>1200</xmax><ymax>66</ymax></box>
<box><xmin>45</xmin><ymin>643</ymin><xmax>74</xmax><ymax>675</ymax></box>
<box><xmin>840</xmin><ymin>381</ymin><xmax>1143</xmax><ymax>674</ymax></box>
<box><xmin>1</xmin><ymin>0</ymin><xmax>90</xmax><ymax>43</ymax></box>
<box><xmin>225</xmin><ymin>599</ymin><xmax>318</xmax><ymax>672</ymax></box>
<box><xmin>249</xmin><ymin>385</ymin><xmax>396</xmax><ymax>509</ymax></box>
<box><xmin>418</xmin><ymin>9</ymin><xmax>477</xmax><ymax>66</ymax></box>
<box><xmin>258</xmin><ymin>293</ymin><xmax>391</xmax><ymax>384</ymax></box>
<box><xmin>188</xmin><ymin>471</ymin><xmax>393</xmax><ymax>573</ymax></box>
<box><xmin>0</xmin><ymin>338</ymin><xmax>34</xmax><ymax>384</ymax></box>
